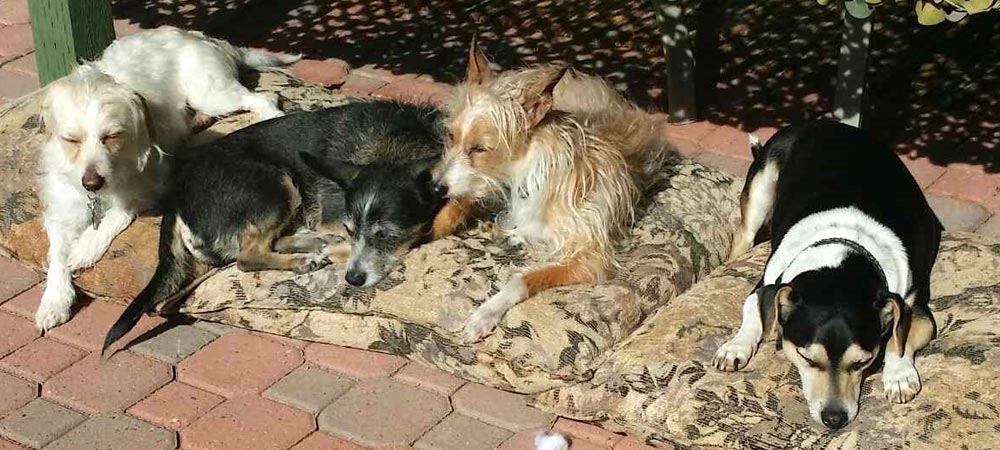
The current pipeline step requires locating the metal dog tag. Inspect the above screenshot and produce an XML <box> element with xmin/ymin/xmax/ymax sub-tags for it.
<box><xmin>87</xmin><ymin>195</ymin><xmax>103</xmax><ymax>230</ymax></box>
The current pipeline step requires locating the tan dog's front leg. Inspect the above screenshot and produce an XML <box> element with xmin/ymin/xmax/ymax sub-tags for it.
<box><xmin>432</xmin><ymin>197</ymin><xmax>473</xmax><ymax>239</ymax></box>
<box><xmin>462</xmin><ymin>253</ymin><xmax>607</xmax><ymax>343</ymax></box>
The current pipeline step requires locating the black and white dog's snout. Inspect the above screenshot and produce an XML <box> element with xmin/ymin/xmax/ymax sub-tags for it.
<box><xmin>820</xmin><ymin>408</ymin><xmax>849</xmax><ymax>429</ymax></box>
<box><xmin>345</xmin><ymin>267</ymin><xmax>367</xmax><ymax>286</ymax></box>
<box><xmin>82</xmin><ymin>166</ymin><xmax>106</xmax><ymax>192</ymax></box>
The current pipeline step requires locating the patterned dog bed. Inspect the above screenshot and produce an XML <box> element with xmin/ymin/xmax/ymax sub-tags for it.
<box><xmin>2</xmin><ymin>72</ymin><xmax>996</xmax><ymax>448</ymax></box>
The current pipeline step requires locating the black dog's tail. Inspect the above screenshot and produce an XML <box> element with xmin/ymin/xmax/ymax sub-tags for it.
<box><xmin>101</xmin><ymin>212</ymin><xmax>211</xmax><ymax>356</ymax></box>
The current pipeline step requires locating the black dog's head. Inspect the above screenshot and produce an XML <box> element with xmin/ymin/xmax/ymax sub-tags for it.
<box><xmin>758</xmin><ymin>254</ymin><xmax>911</xmax><ymax>429</ymax></box>
<box><xmin>304</xmin><ymin>154</ymin><xmax>447</xmax><ymax>287</ymax></box>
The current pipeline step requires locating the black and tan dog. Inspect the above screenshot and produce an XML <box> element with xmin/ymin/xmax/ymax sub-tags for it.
<box><xmin>102</xmin><ymin>100</ymin><xmax>447</xmax><ymax>354</ymax></box>
<box><xmin>713</xmin><ymin>120</ymin><xmax>942</xmax><ymax>429</ymax></box>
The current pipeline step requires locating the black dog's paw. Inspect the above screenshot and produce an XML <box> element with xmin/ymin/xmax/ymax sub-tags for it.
<box><xmin>293</xmin><ymin>253</ymin><xmax>331</xmax><ymax>274</ymax></box>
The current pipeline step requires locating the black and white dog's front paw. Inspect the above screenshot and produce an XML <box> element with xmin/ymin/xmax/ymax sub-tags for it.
<box><xmin>882</xmin><ymin>354</ymin><xmax>921</xmax><ymax>404</ymax></box>
<box><xmin>712</xmin><ymin>338</ymin><xmax>757</xmax><ymax>372</ymax></box>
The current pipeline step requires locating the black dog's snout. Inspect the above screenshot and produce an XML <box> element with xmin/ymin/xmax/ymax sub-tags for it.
<box><xmin>82</xmin><ymin>167</ymin><xmax>106</xmax><ymax>192</ymax></box>
<box><xmin>345</xmin><ymin>268</ymin><xmax>367</xmax><ymax>286</ymax></box>
<box><xmin>430</xmin><ymin>180</ymin><xmax>448</xmax><ymax>197</ymax></box>
<box><xmin>820</xmin><ymin>409</ymin><xmax>848</xmax><ymax>429</ymax></box>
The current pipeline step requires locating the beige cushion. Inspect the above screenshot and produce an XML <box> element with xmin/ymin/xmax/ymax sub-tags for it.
<box><xmin>179</xmin><ymin>160</ymin><xmax>741</xmax><ymax>393</ymax></box>
<box><xmin>533</xmin><ymin>233</ymin><xmax>1000</xmax><ymax>449</ymax></box>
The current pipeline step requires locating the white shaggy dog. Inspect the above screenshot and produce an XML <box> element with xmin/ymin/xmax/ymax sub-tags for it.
<box><xmin>36</xmin><ymin>26</ymin><xmax>298</xmax><ymax>330</ymax></box>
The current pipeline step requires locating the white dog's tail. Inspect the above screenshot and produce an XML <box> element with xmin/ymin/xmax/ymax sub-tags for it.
<box><xmin>535</xmin><ymin>432</ymin><xmax>569</xmax><ymax>450</ymax></box>
<box><xmin>239</xmin><ymin>48</ymin><xmax>302</xmax><ymax>70</ymax></box>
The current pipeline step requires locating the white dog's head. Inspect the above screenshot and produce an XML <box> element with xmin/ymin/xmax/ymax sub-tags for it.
<box><xmin>42</xmin><ymin>65</ymin><xmax>156</xmax><ymax>193</ymax></box>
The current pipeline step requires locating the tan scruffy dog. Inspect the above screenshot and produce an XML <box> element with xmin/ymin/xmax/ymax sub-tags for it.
<box><xmin>431</xmin><ymin>40</ymin><xmax>678</xmax><ymax>343</ymax></box>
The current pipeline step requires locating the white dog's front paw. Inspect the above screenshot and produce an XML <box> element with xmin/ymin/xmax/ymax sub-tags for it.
<box><xmin>35</xmin><ymin>292</ymin><xmax>74</xmax><ymax>331</ymax></box>
<box><xmin>66</xmin><ymin>240</ymin><xmax>108</xmax><ymax>271</ymax></box>
<box><xmin>462</xmin><ymin>306</ymin><xmax>503</xmax><ymax>344</ymax></box>
<box><xmin>712</xmin><ymin>338</ymin><xmax>757</xmax><ymax>372</ymax></box>
<box><xmin>882</xmin><ymin>357</ymin><xmax>921</xmax><ymax>404</ymax></box>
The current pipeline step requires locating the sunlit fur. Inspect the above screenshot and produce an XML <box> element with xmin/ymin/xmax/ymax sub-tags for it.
<box><xmin>35</xmin><ymin>26</ymin><xmax>297</xmax><ymax>331</ymax></box>
<box><xmin>435</xmin><ymin>57</ymin><xmax>676</xmax><ymax>341</ymax></box>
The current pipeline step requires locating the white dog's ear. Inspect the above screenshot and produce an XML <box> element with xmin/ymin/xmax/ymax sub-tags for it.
<box><xmin>129</xmin><ymin>92</ymin><xmax>160</xmax><ymax>171</ymax></box>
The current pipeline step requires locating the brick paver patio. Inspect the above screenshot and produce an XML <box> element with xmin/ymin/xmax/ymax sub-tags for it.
<box><xmin>1</xmin><ymin>1</ymin><xmax>999</xmax><ymax>449</ymax></box>
<box><xmin>0</xmin><ymin>256</ymin><xmax>650</xmax><ymax>450</ymax></box>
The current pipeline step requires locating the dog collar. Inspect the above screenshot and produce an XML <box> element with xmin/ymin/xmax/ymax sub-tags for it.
<box><xmin>780</xmin><ymin>237</ymin><xmax>889</xmax><ymax>292</ymax></box>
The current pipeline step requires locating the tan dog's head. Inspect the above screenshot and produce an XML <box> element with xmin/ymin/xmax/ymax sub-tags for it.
<box><xmin>432</xmin><ymin>38</ymin><xmax>568</xmax><ymax>199</ymax></box>
<box><xmin>42</xmin><ymin>66</ymin><xmax>156</xmax><ymax>192</ymax></box>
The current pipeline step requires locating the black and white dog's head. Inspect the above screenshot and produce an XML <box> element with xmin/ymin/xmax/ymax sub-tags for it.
<box><xmin>760</xmin><ymin>253</ymin><xmax>911</xmax><ymax>429</ymax></box>
<box><xmin>306</xmin><ymin>155</ymin><xmax>447</xmax><ymax>287</ymax></box>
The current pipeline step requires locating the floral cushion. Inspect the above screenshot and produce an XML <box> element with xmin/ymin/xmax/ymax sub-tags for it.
<box><xmin>533</xmin><ymin>233</ymin><xmax>1000</xmax><ymax>449</ymax></box>
<box><xmin>179</xmin><ymin>160</ymin><xmax>741</xmax><ymax>393</ymax></box>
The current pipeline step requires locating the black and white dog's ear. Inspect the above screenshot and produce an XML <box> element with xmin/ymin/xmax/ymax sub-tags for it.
<box><xmin>300</xmin><ymin>151</ymin><xmax>361</xmax><ymax>189</ymax></box>
<box><xmin>876</xmin><ymin>291</ymin><xmax>912</xmax><ymax>357</ymax></box>
<box><xmin>758</xmin><ymin>283</ymin><xmax>796</xmax><ymax>340</ymax></box>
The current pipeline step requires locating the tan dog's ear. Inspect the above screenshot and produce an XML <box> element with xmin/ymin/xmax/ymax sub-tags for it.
<box><xmin>758</xmin><ymin>284</ymin><xmax>796</xmax><ymax>343</ymax></box>
<box><xmin>517</xmin><ymin>66</ymin><xmax>568</xmax><ymax>129</ymax></box>
<box><xmin>877</xmin><ymin>291</ymin><xmax>912</xmax><ymax>357</ymax></box>
<box><xmin>466</xmin><ymin>35</ymin><xmax>493</xmax><ymax>85</ymax></box>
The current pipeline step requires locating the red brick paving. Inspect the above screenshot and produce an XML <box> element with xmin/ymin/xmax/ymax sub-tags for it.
<box><xmin>0</xmin><ymin>23</ymin><xmax>33</xmax><ymax>61</ymax></box>
<box><xmin>291</xmin><ymin>58</ymin><xmax>349</xmax><ymax>87</ymax></box>
<box><xmin>305</xmin><ymin>342</ymin><xmax>407</xmax><ymax>379</ymax></box>
<box><xmin>127</xmin><ymin>381</ymin><xmax>224</xmax><ymax>431</ymax></box>
<box><xmin>394</xmin><ymin>362</ymin><xmax>466</xmax><ymax>396</ymax></box>
<box><xmin>0</xmin><ymin>438</ymin><xmax>28</xmax><ymax>450</ymax></box>
<box><xmin>373</xmin><ymin>79</ymin><xmax>453</xmax><ymax>106</ymax></box>
<box><xmin>47</xmin><ymin>299</ymin><xmax>165</xmax><ymax>353</ymax></box>
<box><xmin>181</xmin><ymin>395</ymin><xmax>314</xmax><ymax>450</ymax></box>
<box><xmin>43</xmin><ymin>352</ymin><xmax>171</xmax><ymax>414</ymax></box>
<box><xmin>0</xmin><ymin>258</ymin><xmax>39</xmax><ymax>303</ymax></box>
<box><xmin>338</xmin><ymin>74</ymin><xmax>388</xmax><ymax>97</ymax></box>
<box><xmin>928</xmin><ymin>169</ymin><xmax>1000</xmax><ymax>215</ymax></box>
<box><xmin>0</xmin><ymin>311</ymin><xmax>38</xmax><ymax>358</ymax></box>
<box><xmin>178</xmin><ymin>333</ymin><xmax>303</xmax><ymax>397</ymax></box>
<box><xmin>0</xmin><ymin>284</ymin><xmax>39</xmax><ymax>319</ymax></box>
<box><xmin>0</xmin><ymin>337</ymin><xmax>86</xmax><ymax>382</ymax></box>
<box><xmin>291</xmin><ymin>433</ymin><xmax>369</xmax><ymax>450</ymax></box>
<box><xmin>0</xmin><ymin>0</ymin><xmax>28</xmax><ymax>25</ymax></box>
<box><xmin>697</xmin><ymin>126</ymin><xmax>754</xmax><ymax>161</ymax></box>
<box><xmin>553</xmin><ymin>418</ymin><xmax>623</xmax><ymax>448</ymax></box>
<box><xmin>0</xmin><ymin>372</ymin><xmax>36</xmax><ymax>417</ymax></box>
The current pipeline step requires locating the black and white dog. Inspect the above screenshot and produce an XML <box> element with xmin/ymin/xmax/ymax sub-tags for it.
<box><xmin>713</xmin><ymin>120</ymin><xmax>942</xmax><ymax>429</ymax></box>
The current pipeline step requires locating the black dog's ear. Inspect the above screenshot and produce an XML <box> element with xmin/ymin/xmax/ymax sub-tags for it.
<box><xmin>758</xmin><ymin>283</ymin><xmax>796</xmax><ymax>341</ymax></box>
<box><xmin>876</xmin><ymin>291</ymin><xmax>912</xmax><ymax>357</ymax></box>
<box><xmin>300</xmin><ymin>151</ymin><xmax>361</xmax><ymax>189</ymax></box>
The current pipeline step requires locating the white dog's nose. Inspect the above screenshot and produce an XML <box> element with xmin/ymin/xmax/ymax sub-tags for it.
<box><xmin>82</xmin><ymin>167</ymin><xmax>106</xmax><ymax>192</ymax></box>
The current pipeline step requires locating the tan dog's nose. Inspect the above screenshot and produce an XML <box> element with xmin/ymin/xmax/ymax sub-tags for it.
<box><xmin>82</xmin><ymin>167</ymin><xmax>105</xmax><ymax>192</ymax></box>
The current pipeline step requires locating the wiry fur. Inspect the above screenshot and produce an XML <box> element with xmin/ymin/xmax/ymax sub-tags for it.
<box><xmin>36</xmin><ymin>26</ymin><xmax>297</xmax><ymax>331</ymax></box>
<box><xmin>432</xmin><ymin>43</ymin><xmax>677</xmax><ymax>342</ymax></box>
<box><xmin>101</xmin><ymin>101</ymin><xmax>447</xmax><ymax>355</ymax></box>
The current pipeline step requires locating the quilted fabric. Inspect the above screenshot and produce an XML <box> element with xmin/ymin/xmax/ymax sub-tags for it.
<box><xmin>179</xmin><ymin>160</ymin><xmax>742</xmax><ymax>393</ymax></box>
<box><xmin>534</xmin><ymin>234</ymin><xmax>1000</xmax><ymax>450</ymax></box>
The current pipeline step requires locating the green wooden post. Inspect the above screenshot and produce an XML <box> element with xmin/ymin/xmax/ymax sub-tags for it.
<box><xmin>28</xmin><ymin>0</ymin><xmax>115</xmax><ymax>86</ymax></box>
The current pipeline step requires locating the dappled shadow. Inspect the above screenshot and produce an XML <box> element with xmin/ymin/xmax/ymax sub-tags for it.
<box><xmin>111</xmin><ymin>0</ymin><xmax>997</xmax><ymax>172</ymax></box>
